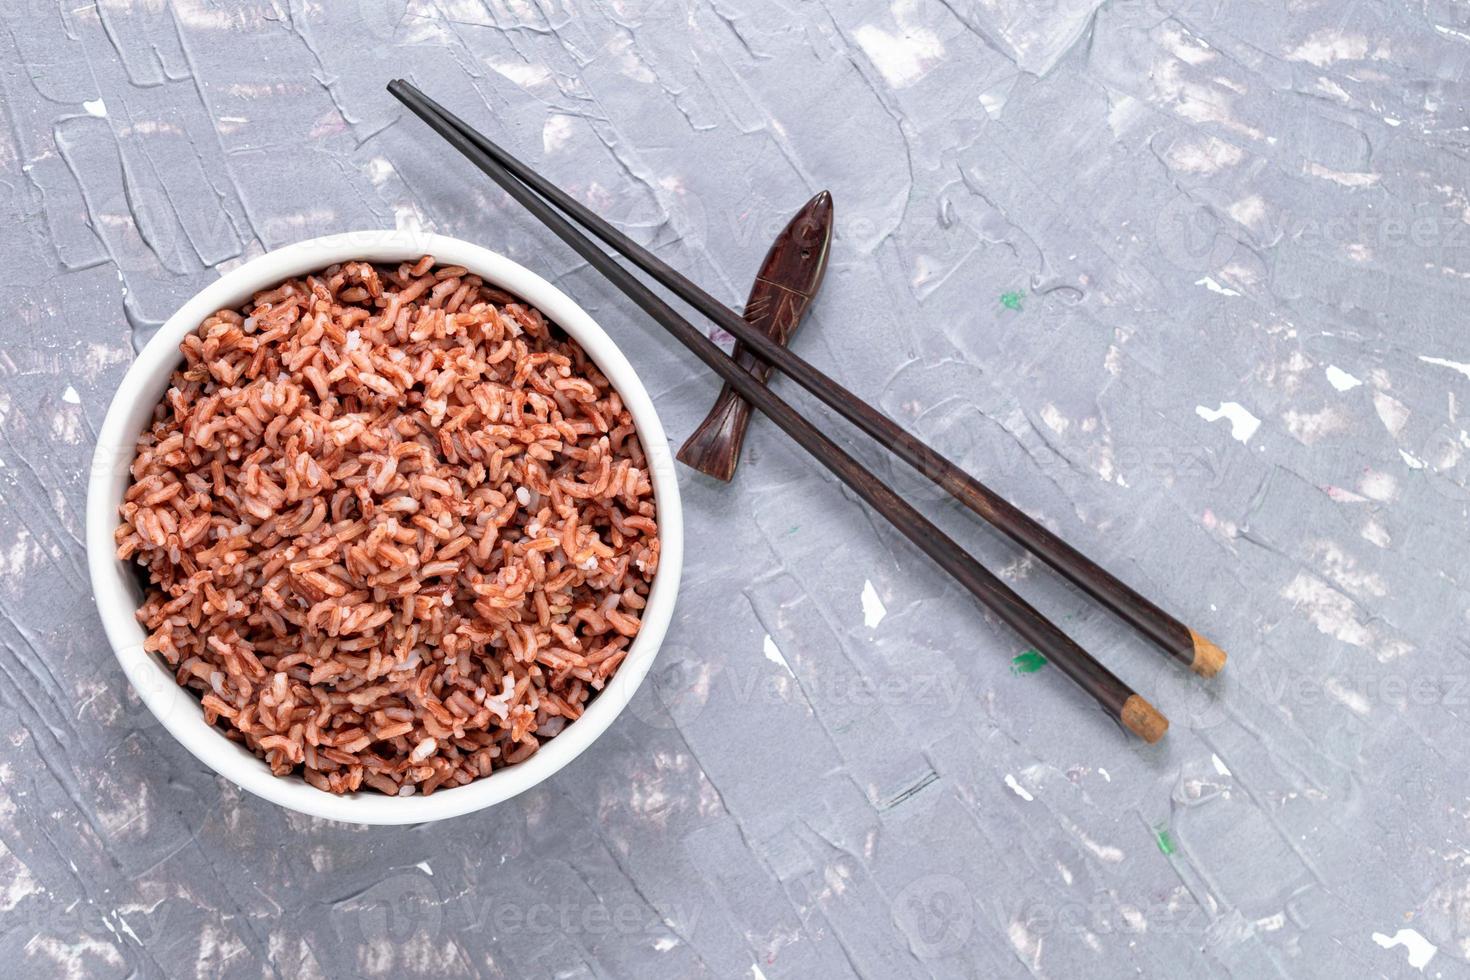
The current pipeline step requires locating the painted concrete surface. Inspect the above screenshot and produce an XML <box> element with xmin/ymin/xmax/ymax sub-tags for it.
<box><xmin>1</xmin><ymin>1</ymin><xmax>1468</xmax><ymax>976</ymax></box>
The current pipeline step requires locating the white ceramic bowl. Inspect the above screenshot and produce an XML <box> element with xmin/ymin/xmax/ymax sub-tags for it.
<box><xmin>86</xmin><ymin>230</ymin><xmax>683</xmax><ymax>825</ymax></box>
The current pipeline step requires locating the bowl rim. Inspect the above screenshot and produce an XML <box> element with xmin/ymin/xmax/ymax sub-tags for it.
<box><xmin>85</xmin><ymin>230</ymin><xmax>684</xmax><ymax>826</ymax></box>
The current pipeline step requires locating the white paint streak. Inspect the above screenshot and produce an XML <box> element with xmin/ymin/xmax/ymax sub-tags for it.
<box><xmin>606</xmin><ymin>33</ymin><xmax>656</xmax><ymax>82</ymax></box>
<box><xmin>1228</xmin><ymin>194</ymin><xmax>1266</xmax><ymax>230</ymax></box>
<box><xmin>1039</xmin><ymin>403</ymin><xmax>1069</xmax><ymax>434</ymax></box>
<box><xmin>853</xmin><ymin>21</ymin><xmax>945</xmax><ymax>88</ymax></box>
<box><xmin>542</xmin><ymin>114</ymin><xmax>575</xmax><ymax>154</ymax></box>
<box><xmin>1107</xmin><ymin>93</ymin><xmax>1148</xmax><ymax>136</ymax></box>
<box><xmin>1324</xmin><ymin>677</ymin><xmax>1372</xmax><ymax>717</ymax></box>
<box><xmin>1316</xmin><ymin>77</ymin><xmax>1351</xmax><ymax>102</ymax></box>
<box><xmin>1361</xmin><ymin>519</ymin><xmax>1391</xmax><ymax>548</ymax></box>
<box><xmin>24</xmin><ymin>936</ymin><xmax>124</xmax><ymax>980</ymax></box>
<box><xmin>860</xmin><ymin>579</ymin><xmax>887</xmax><ymax>629</ymax></box>
<box><xmin>1280</xmin><ymin>573</ymin><xmax>1372</xmax><ymax>647</ymax></box>
<box><xmin>1358</xmin><ymin>470</ymin><xmax>1398</xmax><ymax>502</ymax></box>
<box><xmin>1373</xmin><ymin>391</ymin><xmax>1410</xmax><ymax>438</ymax></box>
<box><xmin>1257</xmin><ymin>912</ymin><xmax>1286</xmax><ymax>931</ymax></box>
<box><xmin>980</xmin><ymin>76</ymin><xmax>1017</xmax><ymax>119</ymax></box>
<box><xmin>1196</xmin><ymin>402</ymin><xmax>1261</xmax><ymax>443</ymax></box>
<box><xmin>1195</xmin><ymin>275</ymin><xmax>1241</xmax><ymax>296</ymax></box>
<box><xmin>1285</xmin><ymin>31</ymin><xmax>1374</xmax><ymax>67</ymax></box>
<box><xmin>1166</xmin><ymin>136</ymin><xmax>1244</xmax><ymax>173</ymax></box>
<box><xmin>489</xmin><ymin>61</ymin><xmax>553</xmax><ymax>88</ymax></box>
<box><xmin>1283</xmin><ymin>406</ymin><xmax>1349</xmax><ymax>446</ymax></box>
<box><xmin>1304</xmin><ymin>161</ymin><xmax>1381</xmax><ymax>188</ymax></box>
<box><xmin>1419</xmin><ymin>354</ymin><xmax>1470</xmax><ymax>380</ymax></box>
<box><xmin>1326</xmin><ymin>365</ymin><xmax>1363</xmax><ymax>391</ymax></box>
<box><xmin>1312</xmin><ymin>541</ymin><xmax>1388</xmax><ymax>598</ymax></box>
<box><xmin>1058</xmin><ymin>815</ymin><xmax>1125</xmax><ymax>862</ymax></box>
<box><xmin>762</xmin><ymin>634</ymin><xmax>792</xmax><ymax>673</ymax></box>
<box><xmin>1151</xmin><ymin>56</ymin><xmax>1264</xmax><ymax>140</ymax></box>
<box><xmin>1007</xmin><ymin>919</ymin><xmax>1043</xmax><ymax>972</ymax></box>
<box><xmin>82</xmin><ymin>98</ymin><xmax>107</xmax><ymax>117</ymax></box>
<box><xmin>1004</xmin><ymin>774</ymin><xmax>1034</xmax><ymax>802</ymax></box>
<box><xmin>1372</xmin><ymin>928</ymin><xmax>1437</xmax><ymax>971</ymax></box>
<box><xmin>0</xmin><ymin>839</ymin><xmax>41</xmax><ymax>912</ymax></box>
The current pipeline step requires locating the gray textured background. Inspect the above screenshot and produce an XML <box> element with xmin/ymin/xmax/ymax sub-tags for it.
<box><xmin>1</xmin><ymin>0</ymin><xmax>1467</xmax><ymax>977</ymax></box>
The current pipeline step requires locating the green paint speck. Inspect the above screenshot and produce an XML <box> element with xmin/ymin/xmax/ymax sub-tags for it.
<box><xmin>786</xmin><ymin>525</ymin><xmax>800</xmax><ymax>536</ymax></box>
<box><xmin>1000</xmin><ymin>290</ymin><xmax>1024</xmax><ymax>311</ymax></box>
<box><xmin>1010</xmin><ymin>649</ymin><xmax>1048</xmax><ymax>675</ymax></box>
<box><xmin>1154</xmin><ymin>825</ymin><xmax>1176</xmax><ymax>856</ymax></box>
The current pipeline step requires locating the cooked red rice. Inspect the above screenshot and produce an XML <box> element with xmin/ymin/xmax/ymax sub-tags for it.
<box><xmin>116</xmin><ymin>256</ymin><xmax>659</xmax><ymax>796</ymax></box>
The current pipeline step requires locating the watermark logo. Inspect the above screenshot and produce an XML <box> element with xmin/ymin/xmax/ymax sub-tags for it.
<box><xmin>892</xmin><ymin>873</ymin><xmax>975</xmax><ymax>958</ymax></box>
<box><xmin>624</xmin><ymin>643</ymin><xmax>712</xmax><ymax>731</ymax></box>
<box><xmin>335</xmin><ymin>870</ymin><xmax>444</xmax><ymax>948</ymax></box>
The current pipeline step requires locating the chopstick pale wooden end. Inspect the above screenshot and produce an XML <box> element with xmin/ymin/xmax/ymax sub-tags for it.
<box><xmin>1188</xmin><ymin>630</ymin><xmax>1227</xmax><ymax>678</ymax></box>
<box><xmin>1121</xmin><ymin>695</ymin><xmax>1169</xmax><ymax>743</ymax></box>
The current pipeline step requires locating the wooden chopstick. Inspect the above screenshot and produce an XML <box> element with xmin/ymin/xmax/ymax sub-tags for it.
<box><xmin>387</xmin><ymin>79</ymin><xmax>1169</xmax><ymax>743</ymax></box>
<box><xmin>386</xmin><ymin>81</ymin><xmax>1226</xmax><ymax>681</ymax></box>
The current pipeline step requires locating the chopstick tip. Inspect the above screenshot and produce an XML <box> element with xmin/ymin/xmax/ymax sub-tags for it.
<box><xmin>1188</xmin><ymin>629</ymin><xmax>1227</xmax><ymax>678</ymax></box>
<box><xmin>1121</xmin><ymin>695</ymin><xmax>1168</xmax><ymax>744</ymax></box>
